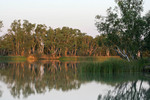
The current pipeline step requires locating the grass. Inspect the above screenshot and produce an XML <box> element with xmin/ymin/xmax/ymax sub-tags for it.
<box><xmin>78</xmin><ymin>58</ymin><xmax>150</xmax><ymax>86</ymax></box>
<box><xmin>79</xmin><ymin>58</ymin><xmax>150</xmax><ymax>74</ymax></box>
<box><xmin>0</xmin><ymin>56</ymin><xmax>26</xmax><ymax>62</ymax></box>
<box><xmin>59</xmin><ymin>56</ymin><xmax>120</xmax><ymax>61</ymax></box>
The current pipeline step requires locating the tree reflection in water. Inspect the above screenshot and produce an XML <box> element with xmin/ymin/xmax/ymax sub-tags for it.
<box><xmin>0</xmin><ymin>61</ymin><xmax>150</xmax><ymax>99</ymax></box>
<box><xmin>98</xmin><ymin>79</ymin><xmax>150</xmax><ymax>100</ymax></box>
<box><xmin>0</xmin><ymin>61</ymin><xmax>80</xmax><ymax>98</ymax></box>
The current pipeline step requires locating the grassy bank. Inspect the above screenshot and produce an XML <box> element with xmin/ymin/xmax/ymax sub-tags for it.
<box><xmin>0</xmin><ymin>56</ymin><xmax>118</xmax><ymax>62</ymax></box>
<box><xmin>79</xmin><ymin>58</ymin><xmax>150</xmax><ymax>74</ymax></box>
<box><xmin>0</xmin><ymin>56</ymin><xmax>26</xmax><ymax>62</ymax></box>
<box><xmin>59</xmin><ymin>56</ymin><xmax>120</xmax><ymax>61</ymax></box>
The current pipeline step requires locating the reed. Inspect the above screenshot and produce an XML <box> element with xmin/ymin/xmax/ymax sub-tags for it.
<box><xmin>59</xmin><ymin>56</ymin><xmax>119</xmax><ymax>61</ymax></box>
<box><xmin>79</xmin><ymin>58</ymin><xmax>149</xmax><ymax>74</ymax></box>
<box><xmin>0</xmin><ymin>56</ymin><xmax>26</xmax><ymax>62</ymax></box>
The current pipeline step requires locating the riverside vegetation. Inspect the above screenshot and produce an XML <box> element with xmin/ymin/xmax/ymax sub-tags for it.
<box><xmin>0</xmin><ymin>0</ymin><xmax>150</xmax><ymax>72</ymax></box>
<box><xmin>79</xmin><ymin>58</ymin><xmax>150</xmax><ymax>74</ymax></box>
<box><xmin>0</xmin><ymin>20</ymin><xmax>117</xmax><ymax>58</ymax></box>
<box><xmin>0</xmin><ymin>0</ymin><xmax>150</xmax><ymax>99</ymax></box>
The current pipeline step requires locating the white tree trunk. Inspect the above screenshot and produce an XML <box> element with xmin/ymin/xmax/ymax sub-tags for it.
<box><xmin>115</xmin><ymin>46</ymin><xmax>130</xmax><ymax>62</ymax></box>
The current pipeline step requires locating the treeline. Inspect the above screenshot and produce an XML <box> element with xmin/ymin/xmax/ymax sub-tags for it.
<box><xmin>0</xmin><ymin>20</ymin><xmax>116</xmax><ymax>57</ymax></box>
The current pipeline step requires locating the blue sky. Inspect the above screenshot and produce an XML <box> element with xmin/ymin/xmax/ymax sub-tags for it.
<box><xmin>0</xmin><ymin>0</ymin><xmax>150</xmax><ymax>37</ymax></box>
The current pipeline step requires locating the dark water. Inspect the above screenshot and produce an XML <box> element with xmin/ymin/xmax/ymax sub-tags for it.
<box><xmin>0</xmin><ymin>61</ymin><xmax>149</xmax><ymax>100</ymax></box>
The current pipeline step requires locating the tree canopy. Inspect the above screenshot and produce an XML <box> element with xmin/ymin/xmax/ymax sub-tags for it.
<box><xmin>0</xmin><ymin>20</ymin><xmax>115</xmax><ymax>57</ymax></box>
<box><xmin>95</xmin><ymin>0</ymin><xmax>150</xmax><ymax>61</ymax></box>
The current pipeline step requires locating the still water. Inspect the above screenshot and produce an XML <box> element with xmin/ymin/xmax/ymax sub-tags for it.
<box><xmin>0</xmin><ymin>60</ymin><xmax>149</xmax><ymax>100</ymax></box>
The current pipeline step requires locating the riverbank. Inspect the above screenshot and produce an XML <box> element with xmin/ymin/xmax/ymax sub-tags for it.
<box><xmin>59</xmin><ymin>56</ymin><xmax>120</xmax><ymax>61</ymax></box>
<box><xmin>0</xmin><ymin>56</ymin><xmax>149</xmax><ymax>73</ymax></box>
<box><xmin>0</xmin><ymin>55</ymin><xmax>119</xmax><ymax>61</ymax></box>
<box><xmin>79</xmin><ymin>58</ymin><xmax>150</xmax><ymax>74</ymax></box>
<box><xmin>0</xmin><ymin>56</ymin><xmax>26</xmax><ymax>62</ymax></box>
<box><xmin>0</xmin><ymin>55</ymin><xmax>60</xmax><ymax>62</ymax></box>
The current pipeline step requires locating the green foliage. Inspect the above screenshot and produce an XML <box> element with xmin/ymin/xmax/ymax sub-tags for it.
<box><xmin>95</xmin><ymin>0</ymin><xmax>150</xmax><ymax>60</ymax></box>
<box><xmin>0</xmin><ymin>20</ymin><xmax>113</xmax><ymax>57</ymax></box>
<box><xmin>143</xmin><ymin>11</ymin><xmax>150</xmax><ymax>51</ymax></box>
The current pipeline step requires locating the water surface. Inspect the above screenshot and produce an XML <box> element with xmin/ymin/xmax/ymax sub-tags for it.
<box><xmin>0</xmin><ymin>61</ymin><xmax>149</xmax><ymax>100</ymax></box>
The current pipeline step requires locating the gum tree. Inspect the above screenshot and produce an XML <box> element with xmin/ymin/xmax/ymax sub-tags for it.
<box><xmin>143</xmin><ymin>11</ymin><xmax>150</xmax><ymax>55</ymax></box>
<box><xmin>95</xmin><ymin>0</ymin><xmax>145</xmax><ymax>61</ymax></box>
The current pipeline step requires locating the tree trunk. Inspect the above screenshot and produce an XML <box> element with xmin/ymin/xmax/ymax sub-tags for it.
<box><xmin>65</xmin><ymin>48</ymin><xmax>68</xmax><ymax>56</ymax></box>
<box><xmin>74</xmin><ymin>49</ymin><xmax>77</xmax><ymax>56</ymax></box>
<box><xmin>28</xmin><ymin>49</ymin><xmax>31</xmax><ymax>55</ymax></box>
<box><xmin>21</xmin><ymin>50</ymin><xmax>24</xmax><ymax>56</ymax></box>
<box><xmin>99</xmin><ymin>51</ymin><xmax>101</xmax><ymax>56</ymax></box>
<box><xmin>115</xmin><ymin>46</ymin><xmax>130</xmax><ymax>61</ymax></box>
<box><xmin>17</xmin><ymin>42</ymin><xmax>20</xmax><ymax>55</ymax></box>
<box><xmin>32</xmin><ymin>45</ymin><xmax>35</xmax><ymax>54</ymax></box>
<box><xmin>89</xmin><ymin>50</ymin><xmax>92</xmax><ymax>56</ymax></box>
<box><xmin>59</xmin><ymin>49</ymin><xmax>61</xmax><ymax>57</ymax></box>
<box><xmin>137</xmin><ymin>51</ymin><xmax>140</xmax><ymax>58</ymax></box>
<box><xmin>71</xmin><ymin>50</ymin><xmax>74</xmax><ymax>56</ymax></box>
<box><xmin>106</xmin><ymin>49</ymin><xmax>110</xmax><ymax>56</ymax></box>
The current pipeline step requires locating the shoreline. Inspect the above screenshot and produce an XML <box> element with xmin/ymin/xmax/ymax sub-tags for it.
<box><xmin>0</xmin><ymin>55</ymin><xmax>120</xmax><ymax>61</ymax></box>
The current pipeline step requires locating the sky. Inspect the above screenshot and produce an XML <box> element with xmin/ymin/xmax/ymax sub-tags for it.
<box><xmin>0</xmin><ymin>0</ymin><xmax>150</xmax><ymax>37</ymax></box>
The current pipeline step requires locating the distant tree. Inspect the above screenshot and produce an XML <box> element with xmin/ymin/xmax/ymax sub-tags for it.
<box><xmin>35</xmin><ymin>24</ymin><xmax>47</xmax><ymax>55</ymax></box>
<box><xmin>0</xmin><ymin>19</ymin><xmax>119</xmax><ymax>57</ymax></box>
<box><xmin>8</xmin><ymin>20</ymin><xmax>22</xmax><ymax>55</ymax></box>
<box><xmin>7</xmin><ymin>20</ymin><xmax>36</xmax><ymax>56</ymax></box>
<box><xmin>95</xmin><ymin>35</ymin><xmax>110</xmax><ymax>56</ymax></box>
